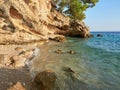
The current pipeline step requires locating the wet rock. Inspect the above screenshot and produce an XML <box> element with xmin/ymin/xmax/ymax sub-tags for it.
<box><xmin>67</xmin><ymin>50</ymin><xmax>76</xmax><ymax>54</ymax></box>
<box><xmin>54</xmin><ymin>49</ymin><xmax>64</xmax><ymax>54</ymax></box>
<box><xmin>97</xmin><ymin>34</ymin><xmax>103</xmax><ymax>37</ymax></box>
<box><xmin>31</xmin><ymin>70</ymin><xmax>56</xmax><ymax>90</ymax></box>
<box><xmin>63</xmin><ymin>67</ymin><xmax>75</xmax><ymax>73</ymax></box>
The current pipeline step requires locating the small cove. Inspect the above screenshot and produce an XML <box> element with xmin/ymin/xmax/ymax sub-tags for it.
<box><xmin>32</xmin><ymin>32</ymin><xmax>120</xmax><ymax>90</ymax></box>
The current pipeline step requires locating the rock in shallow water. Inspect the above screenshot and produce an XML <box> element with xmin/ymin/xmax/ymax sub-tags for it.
<box><xmin>67</xmin><ymin>50</ymin><xmax>76</xmax><ymax>54</ymax></box>
<box><xmin>31</xmin><ymin>70</ymin><xmax>56</xmax><ymax>90</ymax></box>
<box><xmin>54</xmin><ymin>49</ymin><xmax>64</xmax><ymax>54</ymax></box>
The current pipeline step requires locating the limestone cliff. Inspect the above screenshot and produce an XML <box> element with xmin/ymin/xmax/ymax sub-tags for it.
<box><xmin>0</xmin><ymin>0</ymin><xmax>90</xmax><ymax>44</ymax></box>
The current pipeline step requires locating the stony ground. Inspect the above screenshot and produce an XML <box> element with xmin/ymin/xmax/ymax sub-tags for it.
<box><xmin>0</xmin><ymin>45</ymin><xmax>38</xmax><ymax>90</ymax></box>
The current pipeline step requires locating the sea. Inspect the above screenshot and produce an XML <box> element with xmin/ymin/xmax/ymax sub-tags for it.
<box><xmin>37</xmin><ymin>32</ymin><xmax>120</xmax><ymax>90</ymax></box>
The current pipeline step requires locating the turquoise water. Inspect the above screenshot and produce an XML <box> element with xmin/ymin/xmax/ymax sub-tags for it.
<box><xmin>52</xmin><ymin>32</ymin><xmax>120</xmax><ymax>90</ymax></box>
<box><xmin>36</xmin><ymin>32</ymin><xmax>120</xmax><ymax>90</ymax></box>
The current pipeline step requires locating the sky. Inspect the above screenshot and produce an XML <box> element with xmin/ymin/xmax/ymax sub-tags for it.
<box><xmin>84</xmin><ymin>0</ymin><xmax>120</xmax><ymax>31</ymax></box>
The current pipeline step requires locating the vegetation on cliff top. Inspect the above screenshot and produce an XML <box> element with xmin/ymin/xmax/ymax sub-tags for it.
<box><xmin>54</xmin><ymin>0</ymin><xmax>99</xmax><ymax>20</ymax></box>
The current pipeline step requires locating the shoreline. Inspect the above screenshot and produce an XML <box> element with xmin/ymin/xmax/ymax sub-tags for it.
<box><xmin>0</xmin><ymin>40</ymin><xmax>88</xmax><ymax>90</ymax></box>
<box><xmin>0</xmin><ymin>44</ymin><xmax>40</xmax><ymax>90</ymax></box>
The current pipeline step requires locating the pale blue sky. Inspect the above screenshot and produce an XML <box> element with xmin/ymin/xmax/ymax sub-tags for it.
<box><xmin>84</xmin><ymin>0</ymin><xmax>120</xmax><ymax>31</ymax></box>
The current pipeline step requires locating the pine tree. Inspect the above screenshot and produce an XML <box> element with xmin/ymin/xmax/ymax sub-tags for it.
<box><xmin>53</xmin><ymin>0</ymin><xmax>99</xmax><ymax>20</ymax></box>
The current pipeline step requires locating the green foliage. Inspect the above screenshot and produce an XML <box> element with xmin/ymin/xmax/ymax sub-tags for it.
<box><xmin>53</xmin><ymin>0</ymin><xmax>99</xmax><ymax>21</ymax></box>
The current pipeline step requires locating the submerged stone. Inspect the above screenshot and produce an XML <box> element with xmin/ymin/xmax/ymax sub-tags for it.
<box><xmin>31</xmin><ymin>70</ymin><xmax>56</xmax><ymax>90</ymax></box>
<box><xmin>67</xmin><ymin>50</ymin><xmax>76</xmax><ymax>54</ymax></box>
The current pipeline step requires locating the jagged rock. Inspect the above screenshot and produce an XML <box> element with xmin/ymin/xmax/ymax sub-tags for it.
<box><xmin>8</xmin><ymin>47</ymin><xmax>37</xmax><ymax>68</ymax></box>
<box><xmin>0</xmin><ymin>0</ymin><xmax>90</xmax><ymax>44</ymax></box>
<box><xmin>10</xmin><ymin>55</ymin><xmax>26</xmax><ymax>67</ymax></box>
<box><xmin>49</xmin><ymin>36</ymin><xmax>66</xmax><ymax>42</ymax></box>
<box><xmin>66</xmin><ymin>20</ymin><xmax>90</xmax><ymax>38</ymax></box>
<box><xmin>31</xmin><ymin>70</ymin><xmax>56</xmax><ymax>90</ymax></box>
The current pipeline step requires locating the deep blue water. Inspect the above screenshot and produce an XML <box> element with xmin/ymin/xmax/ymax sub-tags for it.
<box><xmin>87</xmin><ymin>32</ymin><xmax>120</xmax><ymax>53</ymax></box>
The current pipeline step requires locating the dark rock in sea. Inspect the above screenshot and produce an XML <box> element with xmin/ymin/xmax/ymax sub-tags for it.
<box><xmin>31</xmin><ymin>69</ymin><xmax>88</xmax><ymax>90</ymax></box>
<box><xmin>55</xmin><ymin>49</ymin><xmax>64</xmax><ymax>54</ymax></box>
<box><xmin>67</xmin><ymin>50</ymin><xmax>76</xmax><ymax>54</ymax></box>
<box><xmin>63</xmin><ymin>67</ymin><xmax>75</xmax><ymax>73</ymax></box>
<box><xmin>31</xmin><ymin>70</ymin><xmax>56</xmax><ymax>90</ymax></box>
<box><xmin>97</xmin><ymin>34</ymin><xmax>103</xmax><ymax>37</ymax></box>
<box><xmin>61</xmin><ymin>66</ymin><xmax>88</xmax><ymax>90</ymax></box>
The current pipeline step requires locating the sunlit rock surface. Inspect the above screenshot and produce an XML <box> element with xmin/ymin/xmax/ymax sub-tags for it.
<box><xmin>0</xmin><ymin>0</ymin><xmax>90</xmax><ymax>44</ymax></box>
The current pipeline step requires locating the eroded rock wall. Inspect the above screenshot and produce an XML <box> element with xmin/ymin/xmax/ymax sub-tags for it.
<box><xmin>0</xmin><ymin>0</ymin><xmax>90</xmax><ymax>44</ymax></box>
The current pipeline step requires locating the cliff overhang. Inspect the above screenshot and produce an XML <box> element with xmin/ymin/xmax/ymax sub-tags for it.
<box><xmin>0</xmin><ymin>0</ymin><xmax>91</xmax><ymax>44</ymax></box>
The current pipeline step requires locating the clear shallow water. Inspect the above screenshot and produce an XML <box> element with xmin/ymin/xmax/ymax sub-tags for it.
<box><xmin>66</xmin><ymin>32</ymin><xmax>120</xmax><ymax>90</ymax></box>
<box><xmin>37</xmin><ymin>32</ymin><xmax>120</xmax><ymax>90</ymax></box>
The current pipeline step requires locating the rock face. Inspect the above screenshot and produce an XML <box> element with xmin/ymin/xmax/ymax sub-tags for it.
<box><xmin>0</xmin><ymin>0</ymin><xmax>90</xmax><ymax>44</ymax></box>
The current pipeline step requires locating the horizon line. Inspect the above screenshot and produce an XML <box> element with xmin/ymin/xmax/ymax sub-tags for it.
<box><xmin>90</xmin><ymin>30</ymin><xmax>120</xmax><ymax>32</ymax></box>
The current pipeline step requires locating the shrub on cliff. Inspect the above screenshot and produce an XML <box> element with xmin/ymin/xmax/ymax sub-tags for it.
<box><xmin>53</xmin><ymin>0</ymin><xmax>99</xmax><ymax>21</ymax></box>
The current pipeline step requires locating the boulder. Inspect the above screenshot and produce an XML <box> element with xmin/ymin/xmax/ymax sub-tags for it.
<box><xmin>31</xmin><ymin>70</ymin><xmax>56</xmax><ymax>90</ymax></box>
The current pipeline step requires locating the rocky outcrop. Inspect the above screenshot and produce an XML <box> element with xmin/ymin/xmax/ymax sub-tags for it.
<box><xmin>0</xmin><ymin>0</ymin><xmax>90</xmax><ymax>44</ymax></box>
<box><xmin>55</xmin><ymin>20</ymin><xmax>90</xmax><ymax>38</ymax></box>
<box><xmin>30</xmin><ymin>68</ymin><xmax>88</xmax><ymax>90</ymax></box>
<box><xmin>0</xmin><ymin>45</ymin><xmax>39</xmax><ymax>68</ymax></box>
<box><xmin>31</xmin><ymin>70</ymin><xmax>56</xmax><ymax>90</ymax></box>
